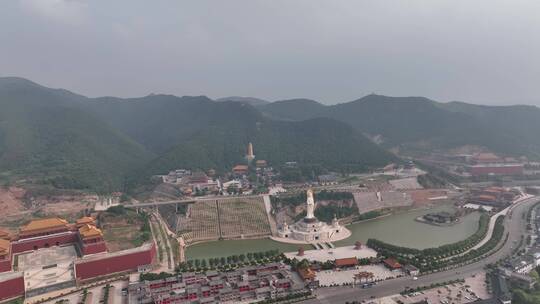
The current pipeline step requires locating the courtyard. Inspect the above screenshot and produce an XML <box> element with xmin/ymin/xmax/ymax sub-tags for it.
<box><xmin>284</xmin><ymin>245</ymin><xmax>377</xmax><ymax>262</ymax></box>
<box><xmin>317</xmin><ymin>265</ymin><xmax>401</xmax><ymax>287</ymax></box>
<box><xmin>18</xmin><ymin>245</ymin><xmax>77</xmax><ymax>294</ymax></box>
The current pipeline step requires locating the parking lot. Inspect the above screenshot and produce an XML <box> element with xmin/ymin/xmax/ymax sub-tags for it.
<box><xmin>34</xmin><ymin>280</ymin><xmax>128</xmax><ymax>304</ymax></box>
<box><xmin>389</xmin><ymin>272</ymin><xmax>490</xmax><ymax>304</ymax></box>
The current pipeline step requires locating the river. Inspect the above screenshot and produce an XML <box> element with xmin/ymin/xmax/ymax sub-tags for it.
<box><xmin>185</xmin><ymin>204</ymin><xmax>480</xmax><ymax>260</ymax></box>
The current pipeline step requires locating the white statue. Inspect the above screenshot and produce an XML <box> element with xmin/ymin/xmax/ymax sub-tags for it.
<box><xmin>306</xmin><ymin>189</ymin><xmax>315</xmax><ymax>219</ymax></box>
<box><xmin>282</xmin><ymin>221</ymin><xmax>290</xmax><ymax>232</ymax></box>
<box><xmin>332</xmin><ymin>214</ymin><xmax>340</xmax><ymax>228</ymax></box>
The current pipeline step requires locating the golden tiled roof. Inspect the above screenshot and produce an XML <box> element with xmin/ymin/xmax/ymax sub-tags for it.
<box><xmin>0</xmin><ymin>239</ymin><xmax>10</xmax><ymax>255</ymax></box>
<box><xmin>233</xmin><ymin>164</ymin><xmax>249</xmax><ymax>171</ymax></box>
<box><xmin>20</xmin><ymin>218</ymin><xmax>69</xmax><ymax>233</ymax></box>
<box><xmin>78</xmin><ymin>224</ymin><xmax>103</xmax><ymax>239</ymax></box>
<box><xmin>0</xmin><ymin>229</ymin><xmax>10</xmax><ymax>240</ymax></box>
<box><xmin>76</xmin><ymin>216</ymin><xmax>95</xmax><ymax>225</ymax></box>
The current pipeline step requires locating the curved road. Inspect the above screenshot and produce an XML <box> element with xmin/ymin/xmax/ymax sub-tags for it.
<box><xmin>307</xmin><ymin>196</ymin><xmax>539</xmax><ymax>304</ymax></box>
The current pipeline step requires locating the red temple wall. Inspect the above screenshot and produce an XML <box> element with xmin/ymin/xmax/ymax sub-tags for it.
<box><xmin>0</xmin><ymin>258</ymin><xmax>11</xmax><ymax>273</ymax></box>
<box><xmin>0</xmin><ymin>275</ymin><xmax>24</xmax><ymax>302</ymax></box>
<box><xmin>11</xmin><ymin>232</ymin><xmax>78</xmax><ymax>254</ymax></box>
<box><xmin>81</xmin><ymin>242</ymin><xmax>108</xmax><ymax>255</ymax></box>
<box><xmin>470</xmin><ymin>165</ymin><xmax>523</xmax><ymax>176</ymax></box>
<box><xmin>75</xmin><ymin>244</ymin><xmax>156</xmax><ymax>281</ymax></box>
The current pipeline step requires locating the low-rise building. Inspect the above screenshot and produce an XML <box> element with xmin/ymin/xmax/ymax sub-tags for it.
<box><xmin>297</xmin><ymin>267</ymin><xmax>318</xmax><ymax>288</ymax></box>
<box><xmin>318</xmin><ymin>174</ymin><xmax>338</xmax><ymax>186</ymax></box>
<box><xmin>508</xmin><ymin>255</ymin><xmax>535</xmax><ymax>274</ymax></box>
<box><xmin>509</xmin><ymin>271</ymin><xmax>536</xmax><ymax>290</ymax></box>
<box><xmin>129</xmin><ymin>263</ymin><xmax>303</xmax><ymax>304</ymax></box>
<box><xmin>256</xmin><ymin>160</ymin><xmax>267</xmax><ymax>168</ymax></box>
<box><xmin>383</xmin><ymin>258</ymin><xmax>402</xmax><ymax>271</ymax></box>
<box><xmin>232</xmin><ymin>165</ymin><xmax>249</xmax><ymax>176</ymax></box>
<box><xmin>403</xmin><ymin>264</ymin><xmax>420</xmax><ymax>276</ymax></box>
<box><xmin>334</xmin><ymin>257</ymin><xmax>358</xmax><ymax>269</ymax></box>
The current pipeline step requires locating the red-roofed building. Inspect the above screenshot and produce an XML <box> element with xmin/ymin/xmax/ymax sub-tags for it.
<box><xmin>383</xmin><ymin>258</ymin><xmax>402</xmax><ymax>270</ymax></box>
<box><xmin>255</xmin><ymin>160</ymin><xmax>267</xmax><ymax>168</ymax></box>
<box><xmin>335</xmin><ymin>257</ymin><xmax>358</xmax><ymax>268</ymax></box>
<box><xmin>232</xmin><ymin>165</ymin><xmax>249</xmax><ymax>175</ymax></box>
<box><xmin>472</xmin><ymin>153</ymin><xmax>502</xmax><ymax>164</ymax></box>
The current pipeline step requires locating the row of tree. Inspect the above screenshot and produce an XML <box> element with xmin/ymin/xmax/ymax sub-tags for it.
<box><xmin>178</xmin><ymin>250</ymin><xmax>281</xmax><ymax>272</ymax></box>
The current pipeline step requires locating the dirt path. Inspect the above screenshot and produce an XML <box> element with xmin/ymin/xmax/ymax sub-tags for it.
<box><xmin>263</xmin><ymin>195</ymin><xmax>278</xmax><ymax>235</ymax></box>
<box><xmin>149</xmin><ymin>213</ymin><xmax>174</xmax><ymax>273</ymax></box>
<box><xmin>154</xmin><ymin>212</ymin><xmax>175</xmax><ymax>272</ymax></box>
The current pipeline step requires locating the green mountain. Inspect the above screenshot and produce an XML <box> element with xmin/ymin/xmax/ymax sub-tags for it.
<box><xmin>140</xmin><ymin>117</ymin><xmax>394</xmax><ymax>178</ymax></box>
<box><xmin>259</xmin><ymin>99</ymin><xmax>327</xmax><ymax>121</ymax></box>
<box><xmin>0</xmin><ymin>77</ymin><xmax>153</xmax><ymax>192</ymax></box>
<box><xmin>84</xmin><ymin>95</ymin><xmax>395</xmax><ymax>179</ymax></box>
<box><xmin>0</xmin><ymin>78</ymin><xmax>396</xmax><ymax>192</ymax></box>
<box><xmin>260</xmin><ymin>94</ymin><xmax>540</xmax><ymax>157</ymax></box>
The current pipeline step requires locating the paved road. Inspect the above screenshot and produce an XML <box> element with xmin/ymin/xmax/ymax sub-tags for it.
<box><xmin>306</xmin><ymin>197</ymin><xmax>539</xmax><ymax>304</ymax></box>
<box><xmin>126</xmin><ymin>194</ymin><xmax>264</xmax><ymax>207</ymax></box>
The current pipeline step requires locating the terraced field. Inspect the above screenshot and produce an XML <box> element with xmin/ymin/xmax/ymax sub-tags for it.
<box><xmin>218</xmin><ymin>198</ymin><xmax>271</xmax><ymax>239</ymax></box>
<box><xmin>179</xmin><ymin>197</ymin><xmax>271</xmax><ymax>244</ymax></box>
<box><xmin>182</xmin><ymin>201</ymin><xmax>220</xmax><ymax>243</ymax></box>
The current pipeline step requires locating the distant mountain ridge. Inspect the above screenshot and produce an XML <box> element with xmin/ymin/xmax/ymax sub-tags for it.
<box><xmin>3</xmin><ymin>76</ymin><xmax>538</xmax><ymax>192</ymax></box>
<box><xmin>260</xmin><ymin>94</ymin><xmax>540</xmax><ymax>158</ymax></box>
<box><xmin>0</xmin><ymin>77</ymin><xmax>395</xmax><ymax>191</ymax></box>
<box><xmin>215</xmin><ymin>96</ymin><xmax>270</xmax><ymax>106</ymax></box>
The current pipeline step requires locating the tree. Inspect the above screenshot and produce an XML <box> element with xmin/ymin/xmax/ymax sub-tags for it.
<box><xmin>297</xmin><ymin>259</ymin><xmax>310</xmax><ymax>270</ymax></box>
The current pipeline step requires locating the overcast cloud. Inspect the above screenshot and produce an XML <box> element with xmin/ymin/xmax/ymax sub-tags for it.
<box><xmin>1</xmin><ymin>0</ymin><xmax>539</xmax><ymax>105</ymax></box>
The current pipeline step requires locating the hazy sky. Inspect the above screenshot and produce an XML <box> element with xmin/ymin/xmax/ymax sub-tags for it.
<box><xmin>1</xmin><ymin>0</ymin><xmax>539</xmax><ymax>105</ymax></box>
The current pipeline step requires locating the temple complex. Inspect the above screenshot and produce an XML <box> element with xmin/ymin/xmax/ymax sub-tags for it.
<box><xmin>0</xmin><ymin>216</ymin><xmax>156</xmax><ymax>301</ymax></box>
<box><xmin>275</xmin><ymin>189</ymin><xmax>351</xmax><ymax>243</ymax></box>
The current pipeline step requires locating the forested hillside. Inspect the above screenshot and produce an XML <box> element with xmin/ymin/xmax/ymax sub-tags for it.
<box><xmin>0</xmin><ymin>77</ymin><xmax>395</xmax><ymax>192</ymax></box>
<box><xmin>0</xmin><ymin>78</ymin><xmax>153</xmax><ymax>192</ymax></box>
<box><xmin>260</xmin><ymin>94</ymin><xmax>540</xmax><ymax>157</ymax></box>
<box><xmin>138</xmin><ymin>117</ymin><xmax>394</xmax><ymax>179</ymax></box>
